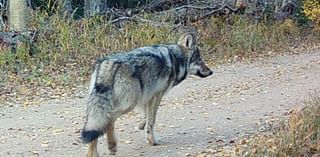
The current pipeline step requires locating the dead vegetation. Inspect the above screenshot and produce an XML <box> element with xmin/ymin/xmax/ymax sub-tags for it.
<box><xmin>1</xmin><ymin>10</ymin><xmax>320</xmax><ymax>107</ymax></box>
<box><xmin>195</xmin><ymin>92</ymin><xmax>320</xmax><ymax>157</ymax></box>
<box><xmin>0</xmin><ymin>2</ymin><xmax>319</xmax><ymax>156</ymax></box>
<box><xmin>234</xmin><ymin>93</ymin><xmax>320</xmax><ymax>157</ymax></box>
<box><xmin>0</xmin><ymin>0</ymin><xmax>319</xmax><ymax>107</ymax></box>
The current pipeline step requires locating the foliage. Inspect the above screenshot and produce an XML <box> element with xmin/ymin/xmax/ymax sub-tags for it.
<box><xmin>302</xmin><ymin>0</ymin><xmax>320</xmax><ymax>28</ymax></box>
<box><xmin>198</xmin><ymin>15</ymin><xmax>303</xmax><ymax>62</ymax></box>
<box><xmin>294</xmin><ymin>5</ymin><xmax>312</xmax><ymax>27</ymax></box>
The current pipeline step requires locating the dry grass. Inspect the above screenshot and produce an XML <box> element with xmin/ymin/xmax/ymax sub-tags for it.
<box><xmin>0</xmin><ymin>12</ymin><xmax>320</xmax><ymax>106</ymax></box>
<box><xmin>233</xmin><ymin>93</ymin><xmax>320</xmax><ymax>157</ymax></box>
<box><xmin>198</xmin><ymin>16</ymin><xmax>320</xmax><ymax>63</ymax></box>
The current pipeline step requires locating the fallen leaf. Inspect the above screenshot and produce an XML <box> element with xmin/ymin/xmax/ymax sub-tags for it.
<box><xmin>124</xmin><ymin>140</ymin><xmax>132</xmax><ymax>144</ymax></box>
<box><xmin>31</xmin><ymin>150</ymin><xmax>39</xmax><ymax>156</ymax></box>
<box><xmin>52</xmin><ymin>128</ymin><xmax>64</xmax><ymax>135</ymax></box>
<box><xmin>241</xmin><ymin>139</ymin><xmax>248</xmax><ymax>145</ymax></box>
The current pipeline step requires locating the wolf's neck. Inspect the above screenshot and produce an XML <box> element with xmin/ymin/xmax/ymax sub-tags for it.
<box><xmin>173</xmin><ymin>51</ymin><xmax>188</xmax><ymax>86</ymax></box>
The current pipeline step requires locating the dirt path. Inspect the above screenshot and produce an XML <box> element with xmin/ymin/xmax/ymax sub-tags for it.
<box><xmin>1</xmin><ymin>50</ymin><xmax>320</xmax><ymax>157</ymax></box>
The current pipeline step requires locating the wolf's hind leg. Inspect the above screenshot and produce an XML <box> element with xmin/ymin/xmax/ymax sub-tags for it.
<box><xmin>138</xmin><ymin>120</ymin><xmax>146</xmax><ymax>130</ymax></box>
<box><xmin>87</xmin><ymin>139</ymin><xmax>99</xmax><ymax>157</ymax></box>
<box><xmin>138</xmin><ymin>104</ymin><xmax>146</xmax><ymax>130</ymax></box>
<box><xmin>106</xmin><ymin>121</ymin><xmax>117</xmax><ymax>155</ymax></box>
<box><xmin>146</xmin><ymin>94</ymin><xmax>162</xmax><ymax>145</ymax></box>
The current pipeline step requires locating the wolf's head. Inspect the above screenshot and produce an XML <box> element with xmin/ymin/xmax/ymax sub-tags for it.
<box><xmin>178</xmin><ymin>33</ymin><xmax>213</xmax><ymax>78</ymax></box>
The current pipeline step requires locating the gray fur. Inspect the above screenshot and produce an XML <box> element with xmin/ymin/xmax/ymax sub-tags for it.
<box><xmin>82</xmin><ymin>33</ymin><xmax>213</xmax><ymax>157</ymax></box>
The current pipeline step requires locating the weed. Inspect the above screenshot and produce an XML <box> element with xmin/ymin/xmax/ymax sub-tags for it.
<box><xmin>0</xmin><ymin>12</ymin><xmax>320</xmax><ymax>106</ymax></box>
<box><xmin>233</xmin><ymin>93</ymin><xmax>320</xmax><ymax>157</ymax></box>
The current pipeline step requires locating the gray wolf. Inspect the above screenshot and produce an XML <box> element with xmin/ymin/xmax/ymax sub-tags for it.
<box><xmin>81</xmin><ymin>33</ymin><xmax>213</xmax><ymax>157</ymax></box>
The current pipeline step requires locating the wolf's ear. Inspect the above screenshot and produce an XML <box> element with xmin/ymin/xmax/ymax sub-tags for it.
<box><xmin>177</xmin><ymin>33</ymin><xmax>196</xmax><ymax>50</ymax></box>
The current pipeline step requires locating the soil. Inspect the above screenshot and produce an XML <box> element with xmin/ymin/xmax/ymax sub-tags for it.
<box><xmin>1</xmin><ymin>49</ymin><xmax>320</xmax><ymax>157</ymax></box>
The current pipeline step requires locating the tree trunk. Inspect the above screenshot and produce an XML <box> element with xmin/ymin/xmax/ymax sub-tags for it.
<box><xmin>246</xmin><ymin>0</ymin><xmax>257</xmax><ymax>14</ymax></box>
<box><xmin>9</xmin><ymin>0</ymin><xmax>28</xmax><ymax>31</ymax></box>
<box><xmin>59</xmin><ymin>0</ymin><xmax>73</xmax><ymax>18</ymax></box>
<box><xmin>0</xmin><ymin>14</ymin><xmax>4</xmax><ymax>31</ymax></box>
<box><xmin>84</xmin><ymin>0</ymin><xmax>108</xmax><ymax>16</ymax></box>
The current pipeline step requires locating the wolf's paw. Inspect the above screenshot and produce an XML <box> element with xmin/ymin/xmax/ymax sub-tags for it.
<box><xmin>147</xmin><ymin>137</ymin><xmax>160</xmax><ymax>146</ymax></box>
<box><xmin>109</xmin><ymin>151</ymin><xmax>116</xmax><ymax>155</ymax></box>
<box><xmin>108</xmin><ymin>144</ymin><xmax>117</xmax><ymax>155</ymax></box>
<box><xmin>87</xmin><ymin>152</ymin><xmax>99</xmax><ymax>157</ymax></box>
<box><xmin>109</xmin><ymin>148</ymin><xmax>117</xmax><ymax>155</ymax></box>
<box><xmin>138</xmin><ymin>121</ymin><xmax>146</xmax><ymax>130</ymax></box>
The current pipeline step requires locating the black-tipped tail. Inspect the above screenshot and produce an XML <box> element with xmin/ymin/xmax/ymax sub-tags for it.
<box><xmin>81</xmin><ymin>130</ymin><xmax>104</xmax><ymax>143</ymax></box>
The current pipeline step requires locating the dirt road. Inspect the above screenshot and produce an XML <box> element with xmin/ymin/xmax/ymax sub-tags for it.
<box><xmin>1</xmin><ymin>50</ymin><xmax>320</xmax><ymax>157</ymax></box>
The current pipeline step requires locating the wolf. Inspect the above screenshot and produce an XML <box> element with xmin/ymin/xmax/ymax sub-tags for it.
<box><xmin>81</xmin><ymin>33</ymin><xmax>213</xmax><ymax>157</ymax></box>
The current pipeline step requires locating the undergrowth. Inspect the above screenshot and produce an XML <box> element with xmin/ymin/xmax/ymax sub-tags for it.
<box><xmin>233</xmin><ymin>93</ymin><xmax>320</xmax><ymax>157</ymax></box>
<box><xmin>0</xmin><ymin>11</ymin><xmax>320</xmax><ymax>106</ymax></box>
<box><xmin>198</xmin><ymin>15</ymin><xmax>319</xmax><ymax>62</ymax></box>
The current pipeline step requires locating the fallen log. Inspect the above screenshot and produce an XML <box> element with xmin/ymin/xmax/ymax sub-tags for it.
<box><xmin>0</xmin><ymin>31</ymin><xmax>36</xmax><ymax>54</ymax></box>
<box><xmin>109</xmin><ymin>2</ymin><xmax>239</xmax><ymax>26</ymax></box>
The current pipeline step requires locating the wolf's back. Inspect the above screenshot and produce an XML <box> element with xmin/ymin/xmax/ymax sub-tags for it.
<box><xmin>81</xmin><ymin>45</ymin><xmax>184</xmax><ymax>143</ymax></box>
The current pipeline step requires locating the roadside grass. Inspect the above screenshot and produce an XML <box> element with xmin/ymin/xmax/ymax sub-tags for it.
<box><xmin>231</xmin><ymin>93</ymin><xmax>320</xmax><ymax>157</ymax></box>
<box><xmin>198</xmin><ymin>15</ymin><xmax>320</xmax><ymax>63</ymax></box>
<box><xmin>0</xmin><ymin>12</ymin><xmax>320</xmax><ymax>106</ymax></box>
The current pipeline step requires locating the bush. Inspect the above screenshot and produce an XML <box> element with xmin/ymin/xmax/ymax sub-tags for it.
<box><xmin>303</xmin><ymin>0</ymin><xmax>320</xmax><ymax>29</ymax></box>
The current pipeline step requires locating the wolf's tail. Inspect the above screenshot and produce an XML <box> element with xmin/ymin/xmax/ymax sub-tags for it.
<box><xmin>81</xmin><ymin>94</ymin><xmax>112</xmax><ymax>143</ymax></box>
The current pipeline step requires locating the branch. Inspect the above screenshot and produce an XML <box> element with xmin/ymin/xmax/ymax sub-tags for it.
<box><xmin>110</xmin><ymin>16</ymin><xmax>131</xmax><ymax>24</ymax></box>
<box><xmin>278</xmin><ymin>1</ymin><xmax>299</xmax><ymax>12</ymax></box>
<box><xmin>144</xmin><ymin>0</ymin><xmax>188</xmax><ymax>12</ymax></box>
<box><xmin>197</xmin><ymin>3</ymin><xmax>229</xmax><ymax>21</ymax></box>
<box><xmin>173</xmin><ymin>5</ymin><xmax>221</xmax><ymax>11</ymax></box>
<box><xmin>106</xmin><ymin>2</ymin><xmax>240</xmax><ymax>27</ymax></box>
<box><xmin>135</xmin><ymin>16</ymin><xmax>181</xmax><ymax>28</ymax></box>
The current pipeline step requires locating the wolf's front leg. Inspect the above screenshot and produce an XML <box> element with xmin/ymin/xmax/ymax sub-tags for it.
<box><xmin>87</xmin><ymin>140</ymin><xmax>99</xmax><ymax>157</ymax></box>
<box><xmin>145</xmin><ymin>95</ymin><xmax>162</xmax><ymax>145</ymax></box>
<box><xmin>106</xmin><ymin>121</ymin><xmax>117</xmax><ymax>155</ymax></box>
